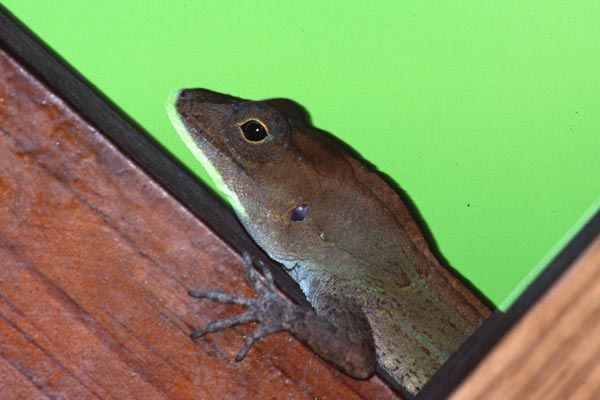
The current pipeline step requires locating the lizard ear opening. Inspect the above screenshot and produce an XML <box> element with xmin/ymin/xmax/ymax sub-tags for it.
<box><xmin>290</xmin><ymin>204</ymin><xmax>309</xmax><ymax>222</ymax></box>
<box><xmin>240</xmin><ymin>120</ymin><xmax>269</xmax><ymax>143</ymax></box>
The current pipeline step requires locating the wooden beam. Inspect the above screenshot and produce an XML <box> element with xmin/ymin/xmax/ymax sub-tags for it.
<box><xmin>452</xmin><ymin>236</ymin><xmax>600</xmax><ymax>399</ymax></box>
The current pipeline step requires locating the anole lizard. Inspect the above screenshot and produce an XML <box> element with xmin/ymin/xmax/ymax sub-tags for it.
<box><xmin>168</xmin><ymin>89</ymin><xmax>490</xmax><ymax>397</ymax></box>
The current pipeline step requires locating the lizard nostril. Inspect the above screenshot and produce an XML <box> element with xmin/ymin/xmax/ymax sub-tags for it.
<box><xmin>179</xmin><ymin>89</ymin><xmax>192</xmax><ymax>100</ymax></box>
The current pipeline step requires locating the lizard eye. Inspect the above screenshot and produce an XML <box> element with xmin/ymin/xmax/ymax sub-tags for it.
<box><xmin>240</xmin><ymin>120</ymin><xmax>268</xmax><ymax>142</ymax></box>
<box><xmin>290</xmin><ymin>204</ymin><xmax>309</xmax><ymax>222</ymax></box>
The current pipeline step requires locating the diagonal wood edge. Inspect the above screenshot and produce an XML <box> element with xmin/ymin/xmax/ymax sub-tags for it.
<box><xmin>451</xmin><ymin>235</ymin><xmax>600</xmax><ymax>399</ymax></box>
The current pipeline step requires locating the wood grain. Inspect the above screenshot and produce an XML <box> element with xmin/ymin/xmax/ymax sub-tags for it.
<box><xmin>0</xmin><ymin>47</ymin><xmax>399</xmax><ymax>399</ymax></box>
<box><xmin>451</xmin><ymin>235</ymin><xmax>600</xmax><ymax>400</ymax></box>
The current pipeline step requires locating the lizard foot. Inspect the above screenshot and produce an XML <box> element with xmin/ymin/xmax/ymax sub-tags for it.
<box><xmin>189</xmin><ymin>252</ymin><xmax>294</xmax><ymax>361</ymax></box>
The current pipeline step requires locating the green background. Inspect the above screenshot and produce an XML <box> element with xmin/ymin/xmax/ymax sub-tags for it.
<box><xmin>5</xmin><ymin>1</ymin><xmax>599</xmax><ymax>310</ymax></box>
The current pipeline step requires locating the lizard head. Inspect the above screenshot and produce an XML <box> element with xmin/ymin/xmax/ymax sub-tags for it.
<box><xmin>168</xmin><ymin>88</ymin><xmax>355</xmax><ymax>267</ymax></box>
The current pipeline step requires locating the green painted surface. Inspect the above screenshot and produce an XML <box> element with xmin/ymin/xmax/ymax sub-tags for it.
<box><xmin>5</xmin><ymin>1</ymin><xmax>599</xmax><ymax>309</ymax></box>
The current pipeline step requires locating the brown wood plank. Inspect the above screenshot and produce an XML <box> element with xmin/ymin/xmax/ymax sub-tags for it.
<box><xmin>0</xmin><ymin>47</ymin><xmax>399</xmax><ymax>399</ymax></box>
<box><xmin>451</xmin><ymin>235</ymin><xmax>600</xmax><ymax>400</ymax></box>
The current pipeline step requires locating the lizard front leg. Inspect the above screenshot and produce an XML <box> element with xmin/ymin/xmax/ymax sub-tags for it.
<box><xmin>189</xmin><ymin>253</ymin><xmax>376</xmax><ymax>379</ymax></box>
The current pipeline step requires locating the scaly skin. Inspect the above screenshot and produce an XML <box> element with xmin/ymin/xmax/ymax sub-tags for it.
<box><xmin>169</xmin><ymin>89</ymin><xmax>490</xmax><ymax>397</ymax></box>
